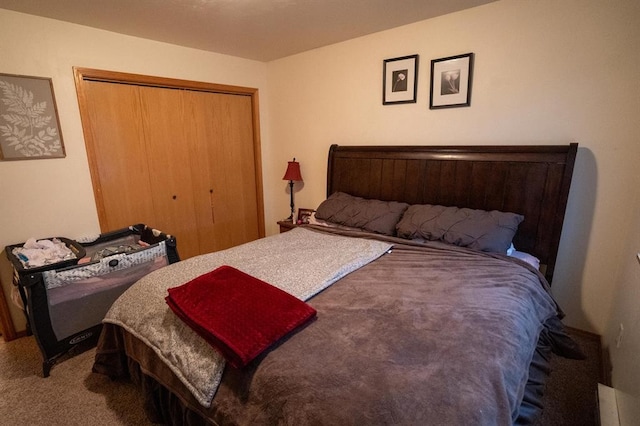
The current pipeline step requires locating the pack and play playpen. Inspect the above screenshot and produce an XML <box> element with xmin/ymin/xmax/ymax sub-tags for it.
<box><xmin>6</xmin><ymin>224</ymin><xmax>179</xmax><ymax>377</ymax></box>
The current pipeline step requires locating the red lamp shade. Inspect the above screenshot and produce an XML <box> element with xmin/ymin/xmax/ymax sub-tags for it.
<box><xmin>282</xmin><ymin>159</ymin><xmax>303</xmax><ymax>182</ymax></box>
<box><xmin>282</xmin><ymin>158</ymin><xmax>302</xmax><ymax>220</ymax></box>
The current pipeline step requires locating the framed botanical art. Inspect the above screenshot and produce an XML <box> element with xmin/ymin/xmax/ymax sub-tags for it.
<box><xmin>0</xmin><ymin>73</ymin><xmax>65</xmax><ymax>160</ymax></box>
<box><xmin>429</xmin><ymin>53</ymin><xmax>474</xmax><ymax>109</ymax></box>
<box><xmin>383</xmin><ymin>54</ymin><xmax>419</xmax><ymax>105</ymax></box>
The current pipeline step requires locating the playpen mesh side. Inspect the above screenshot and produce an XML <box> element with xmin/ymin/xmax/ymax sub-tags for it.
<box><xmin>42</xmin><ymin>242</ymin><xmax>169</xmax><ymax>340</ymax></box>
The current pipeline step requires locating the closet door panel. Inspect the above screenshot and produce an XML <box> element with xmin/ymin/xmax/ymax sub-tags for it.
<box><xmin>186</xmin><ymin>91</ymin><xmax>260</xmax><ymax>252</ymax></box>
<box><xmin>137</xmin><ymin>86</ymin><xmax>201</xmax><ymax>259</ymax></box>
<box><xmin>182</xmin><ymin>91</ymin><xmax>217</xmax><ymax>254</ymax></box>
<box><xmin>81</xmin><ymin>82</ymin><xmax>157</xmax><ymax>231</ymax></box>
<box><xmin>215</xmin><ymin>94</ymin><xmax>260</xmax><ymax>246</ymax></box>
<box><xmin>75</xmin><ymin>68</ymin><xmax>264</xmax><ymax>260</ymax></box>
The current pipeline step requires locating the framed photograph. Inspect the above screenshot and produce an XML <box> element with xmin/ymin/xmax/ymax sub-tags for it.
<box><xmin>383</xmin><ymin>54</ymin><xmax>419</xmax><ymax>105</ymax></box>
<box><xmin>0</xmin><ymin>73</ymin><xmax>65</xmax><ymax>160</ymax></box>
<box><xmin>429</xmin><ymin>53</ymin><xmax>474</xmax><ymax>109</ymax></box>
<box><xmin>297</xmin><ymin>208</ymin><xmax>315</xmax><ymax>225</ymax></box>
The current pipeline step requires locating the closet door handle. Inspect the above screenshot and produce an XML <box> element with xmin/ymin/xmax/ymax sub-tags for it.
<box><xmin>209</xmin><ymin>189</ymin><xmax>215</xmax><ymax>223</ymax></box>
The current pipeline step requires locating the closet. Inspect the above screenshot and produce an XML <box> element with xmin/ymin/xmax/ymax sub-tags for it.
<box><xmin>74</xmin><ymin>68</ymin><xmax>264</xmax><ymax>260</ymax></box>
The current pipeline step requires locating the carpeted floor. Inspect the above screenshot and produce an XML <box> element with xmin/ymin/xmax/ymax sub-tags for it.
<box><xmin>534</xmin><ymin>327</ymin><xmax>604</xmax><ymax>426</ymax></box>
<box><xmin>0</xmin><ymin>336</ymin><xmax>153</xmax><ymax>425</ymax></box>
<box><xmin>0</xmin><ymin>327</ymin><xmax>603</xmax><ymax>425</ymax></box>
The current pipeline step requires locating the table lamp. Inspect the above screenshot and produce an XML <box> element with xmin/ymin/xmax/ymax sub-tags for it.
<box><xmin>282</xmin><ymin>158</ymin><xmax>303</xmax><ymax>221</ymax></box>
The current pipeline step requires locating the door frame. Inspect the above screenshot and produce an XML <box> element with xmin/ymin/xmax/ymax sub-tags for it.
<box><xmin>73</xmin><ymin>67</ymin><xmax>265</xmax><ymax>238</ymax></box>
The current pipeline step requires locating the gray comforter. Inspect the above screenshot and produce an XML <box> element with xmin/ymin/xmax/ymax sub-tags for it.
<box><xmin>94</xmin><ymin>227</ymin><xmax>563</xmax><ymax>425</ymax></box>
<box><xmin>101</xmin><ymin>228</ymin><xmax>392</xmax><ymax>406</ymax></box>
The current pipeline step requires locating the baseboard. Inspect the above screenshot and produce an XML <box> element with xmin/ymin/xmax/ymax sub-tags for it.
<box><xmin>566</xmin><ymin>325</ymin><xmax>600</xmax><ymax>340</ymax></box>
<box><xmin>2</xmin><ymin>328</ymin><xmax>27</xmax><ymax>342</ymax></box>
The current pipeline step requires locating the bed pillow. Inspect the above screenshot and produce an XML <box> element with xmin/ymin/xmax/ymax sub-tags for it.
<box><xmin>396</xmin><ymin>204</ymin><xmax>524</xmax><ymax>253</ymax></box>
<box><xmin>507</xmin><ymin>244</ymin><xmax>541</xmax><ymax>270</ymax></box>
<box><xmin>315</xmin><ymin>192</ymin><xmax>409</xmax><ymax>236</ymax></box>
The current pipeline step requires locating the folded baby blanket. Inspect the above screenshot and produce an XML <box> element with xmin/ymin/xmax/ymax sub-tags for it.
<box><xmin>166</xmin><ymin>265</ymin><xmax>317</xmax><ymax>368</ymax></box>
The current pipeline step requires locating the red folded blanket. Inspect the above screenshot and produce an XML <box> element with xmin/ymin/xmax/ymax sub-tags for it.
<box><xmin>165</xmin><ymin>265</ymin><xmax>317</xmax><ymax>368</ymax></box>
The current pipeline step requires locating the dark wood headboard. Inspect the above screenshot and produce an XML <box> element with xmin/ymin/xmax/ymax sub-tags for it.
<box><xmin>327</xmin><ymin>143</ymin><xmax>578</xmax><ymax>284</ymax></box>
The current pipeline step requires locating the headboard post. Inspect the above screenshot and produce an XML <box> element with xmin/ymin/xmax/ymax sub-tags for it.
<box><xmin>326</xmin><ymin>143</ymin><xmax>578</xmax><ymax>284</ymax></box>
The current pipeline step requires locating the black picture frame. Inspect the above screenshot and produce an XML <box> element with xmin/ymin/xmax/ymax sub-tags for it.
<box><xmin>296</xmin><ymin>208</ymin><xmax>315</xmax><ymax>225</ymax></box>
<box><xmin>429</xmin><ymin>53</ymin><xmax>474</xmax><ymax>109</ymax></box>
<box><xmin>383</xmin><ymin>54</ymin><xmax>418</xmax><ymax>105</ymax></box>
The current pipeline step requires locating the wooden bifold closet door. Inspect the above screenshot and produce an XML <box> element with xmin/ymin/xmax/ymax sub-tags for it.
<box><xmin>74</xmin><ymin>68</ymin><xmax>264</xmax><ymax>260</ymax></box>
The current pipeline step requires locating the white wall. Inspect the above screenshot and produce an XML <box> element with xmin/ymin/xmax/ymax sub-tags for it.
<box><xmin>266</xmin><ymin>0</ymin><xmax>640</xmax><ymax>397</ymax></box>
<box><xmin>0</xmin><ymin>8</ymin><xmax>269</xmax><ymax>331</ymax></box>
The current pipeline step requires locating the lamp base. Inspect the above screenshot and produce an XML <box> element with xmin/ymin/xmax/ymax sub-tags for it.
<box><xmin>288</xmin><ymin>180</ymin><xmax>295</xmax><ymax>222</ymax></box>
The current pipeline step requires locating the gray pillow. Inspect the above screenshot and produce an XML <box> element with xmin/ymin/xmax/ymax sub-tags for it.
<box><xmin>396</xmin><ymin>204</ymin><xmax>524</xmax><ymax>253</ymax></box>
<box><xmin>315</xmin><ymin>192</ymin><xmax>409</xmax><ymax>236</ymax></box>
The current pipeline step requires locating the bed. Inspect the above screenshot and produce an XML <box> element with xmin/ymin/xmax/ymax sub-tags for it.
<box><xmin>93</xmin><ymin>143</ymin><xmax>581</xmax><ymax>425</ymax></box>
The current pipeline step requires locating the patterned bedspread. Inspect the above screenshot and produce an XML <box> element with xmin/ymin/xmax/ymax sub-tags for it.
<box><xmin>102</xmin><ymin>228</ymin><xmax>392</xmax><ymax>406</ymax></box>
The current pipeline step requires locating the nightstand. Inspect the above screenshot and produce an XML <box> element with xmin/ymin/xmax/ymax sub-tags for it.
<box><xmin>277</xmin><ymin>220</ymin><xmax>297</xmax><ymax>233</ymax></box>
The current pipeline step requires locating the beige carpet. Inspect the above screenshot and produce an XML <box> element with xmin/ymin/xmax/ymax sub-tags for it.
<box><xmin>0</xmin><ymin>336</ymin><xmax>152</xmax><ymax>425</ymax></box>
<box><xmin>534</xmin><ymin>327</ymin><xmax>603</xmax><ymax>426</ymax></box>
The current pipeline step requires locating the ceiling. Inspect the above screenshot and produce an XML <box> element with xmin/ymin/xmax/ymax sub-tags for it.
<box><xmin>0</xmin><ymin>0</ymin><xmax>495</xmax><ymax>62</ymax></box>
